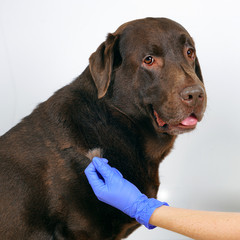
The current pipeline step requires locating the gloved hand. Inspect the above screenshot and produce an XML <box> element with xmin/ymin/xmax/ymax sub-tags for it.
<box><xmin>84</xmin><ymin>157</ymin><xmax>169</xmax><ymax>229</ymax></box>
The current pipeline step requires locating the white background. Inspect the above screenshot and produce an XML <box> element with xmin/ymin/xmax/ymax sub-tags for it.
<box><xmin>0</xmin><ymin>0</ymin><xmax>240</xmax><ymax>239</ymax></box>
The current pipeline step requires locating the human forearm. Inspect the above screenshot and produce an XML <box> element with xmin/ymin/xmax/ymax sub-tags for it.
<box><xmin>150</xmin><ymin>206</ymin><xmax>240</xmax><ymax>240</ymax></box>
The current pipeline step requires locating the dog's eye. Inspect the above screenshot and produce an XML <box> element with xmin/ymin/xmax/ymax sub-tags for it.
<box><xmin>144</xmin><ymin>56</ymin><xmax>155</xmax><ymax>65</ymax></box>
<box><xmin>187</xmin><ymin>48</ymin><xmax>195</xmax><ymax>60</ymax></box>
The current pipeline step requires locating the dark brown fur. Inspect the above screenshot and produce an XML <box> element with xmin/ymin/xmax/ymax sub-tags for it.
<box><xmin>0</xmin><ymin>18</ymin><xmax>206</xmax><ymax>239</ymax></box>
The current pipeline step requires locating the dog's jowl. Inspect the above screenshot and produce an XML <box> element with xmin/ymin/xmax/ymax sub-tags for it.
<box><xmin>0</xmin><ymin>18</ymin><xmax>206</xmax><ymax>240</ymax></box>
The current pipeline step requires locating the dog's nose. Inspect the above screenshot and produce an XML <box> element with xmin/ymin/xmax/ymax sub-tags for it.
<box><xmin>180</xmin><ymin>85</ymin><xmax>205</xmax><ymax>107</ymax></box>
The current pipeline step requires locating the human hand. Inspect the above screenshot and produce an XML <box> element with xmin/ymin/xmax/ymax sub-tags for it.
<box><xmin>84</xmin><ymin>157</ymin><xmax>168</xmax><ymax>229</ymax></box>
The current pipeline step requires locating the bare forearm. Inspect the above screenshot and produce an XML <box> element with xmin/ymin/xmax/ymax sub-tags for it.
<box><xmin>149</xmin><ymin>206</ymin><xmax>240</xmax><ymax>240</ymax></box>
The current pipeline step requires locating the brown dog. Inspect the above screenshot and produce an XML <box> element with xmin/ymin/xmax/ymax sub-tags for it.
<box><xmin>0</xmin><ymin>18</ymin><xmax>206</xmax><ymax>239</ymax></box>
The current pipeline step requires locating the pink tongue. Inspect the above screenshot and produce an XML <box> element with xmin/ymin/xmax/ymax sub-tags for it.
<box><xmin>180</xmin><ymin>116</ymin><xmax>198</xmax><ymax>126</ymax></box>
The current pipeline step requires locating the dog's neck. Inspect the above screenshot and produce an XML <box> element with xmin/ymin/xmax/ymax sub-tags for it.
<box><xmin>105</xmin><ymin>102</ymin><xmax>177</xmax><ymax>164</ymax></box>
<box><xmin>144</xmin><ymin>133</ymin><xmax>176</xmax><ymax>163</ymax></box>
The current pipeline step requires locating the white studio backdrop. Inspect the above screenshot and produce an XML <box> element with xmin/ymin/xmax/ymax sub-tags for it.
<box><xmin>0</xmin><ymin>0</ymin><xmax>240</xmax><ymax>239</ymax></box>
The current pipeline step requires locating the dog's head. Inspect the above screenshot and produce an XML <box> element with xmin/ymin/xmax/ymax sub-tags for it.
<box><xmin>89</xmin><ymin>18</ymin><xmax>207</xmax><ymax>135</ymax></box>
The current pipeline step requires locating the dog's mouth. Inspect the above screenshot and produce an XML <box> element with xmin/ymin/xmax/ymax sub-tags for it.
<box><xmin>150</xmin><ymin>107</ymin><xmax>198</xmax><ymax>135</ymax></box>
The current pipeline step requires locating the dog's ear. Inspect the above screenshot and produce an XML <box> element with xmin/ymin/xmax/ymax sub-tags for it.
<box><xmin>89</xmin><ymin>34</ymin><xmax>121</xmax><ymax>99</ymax></box>
<box><xmin>195</xmin><ymin>57</ymin><xmax>203</xmax><ymax>82</ymax></box>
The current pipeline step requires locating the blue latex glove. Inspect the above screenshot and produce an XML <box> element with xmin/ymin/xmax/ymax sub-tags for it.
<box><xmin>84</xmin><ymin>157</ymin><xmax>169</xmax><ymax>229</ymax></box>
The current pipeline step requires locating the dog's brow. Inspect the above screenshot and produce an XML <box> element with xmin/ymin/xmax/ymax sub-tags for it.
<box><xmin>149</xmin><ymin>45</ymin><xmax>165</xmax><ymax>56</ymax></box>
<box><xmin>185</xmin><ymin>38</ymin><xmax>195</xmax><ymax>47</ymax></box>
<box><xmin>179</xmin><ymin>34</ymin><xmax>194</xmax><ymax>47</ymax></box>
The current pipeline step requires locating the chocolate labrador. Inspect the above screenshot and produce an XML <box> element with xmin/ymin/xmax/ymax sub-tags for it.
<box><xmin>0</xmin><ymin>18</ymin><xmax>206</xmax><ymax>239</ymax></box>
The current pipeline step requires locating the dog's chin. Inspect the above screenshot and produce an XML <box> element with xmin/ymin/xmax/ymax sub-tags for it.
<box><xmin>150</xmin><ymin>107</ymin><xmax>198</xmax><ymax>135</ymax></box>
<box><xmin>155</xmin><ymin>123</ymin><xmax>196</xmax><ymax>135</ymax></box>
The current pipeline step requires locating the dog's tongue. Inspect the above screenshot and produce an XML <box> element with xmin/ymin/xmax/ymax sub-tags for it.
<box><xmin>180</xmin><ymin>115</ymin><xmax>198</xmax><ymax>126</ymax></box>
